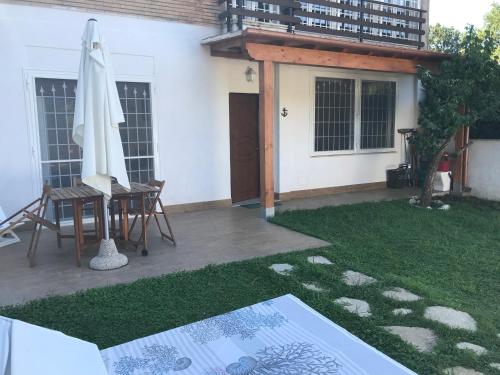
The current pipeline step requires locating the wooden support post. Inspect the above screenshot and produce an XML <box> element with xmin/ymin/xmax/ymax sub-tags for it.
<box><xmin>259</xmin><ymin>60</ymin><xmax>275</xmax><ymax>218</ymax></box>
<box><xmin>462</xmin><ymin>126</ymin><xmax>470</xmax><ymax>190</ymax></box>
<box><xmin>453</xmin><ymin>105</ymin><xmax>470</xmax><ymax>194</ymax></box>
<box><xmin>453</xmin><ymin>126</ymin><xmax>470</xmax><ymax>193</ymax></box>
<box><xmin>453</xmin><ymin>127</ymin><xmax>465</xmax><ymax>192</ymax></box>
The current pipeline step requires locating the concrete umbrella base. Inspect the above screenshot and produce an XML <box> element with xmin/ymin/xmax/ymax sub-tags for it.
<box><xmin>89</xmin><ymin>239</ymin><xmax>128</xmax><ymax>271</ymax></box>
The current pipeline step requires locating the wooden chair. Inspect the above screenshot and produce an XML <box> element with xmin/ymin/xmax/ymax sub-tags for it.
<box><xmin>0</xmin><ymin>185</ymin><xmax>59</xmax><ymax>267</ymax></box>
<box><xmin>127</xmin><ymin>180</ymin><xmax>176</xmax><ymax>252</ymax></box>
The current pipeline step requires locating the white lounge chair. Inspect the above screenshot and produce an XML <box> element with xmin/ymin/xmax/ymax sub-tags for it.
<box><xmin>0</xmin><ymin>316</ymin><xmax>107</xmax><ymax>375</ymax></box>
<box><xmin>0</xmin><ymin>206</ymin><xmax>20</xmax><ymax>249</ymax></box>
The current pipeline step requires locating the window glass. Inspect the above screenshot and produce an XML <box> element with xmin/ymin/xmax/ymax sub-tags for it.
<box><xmin>360</xmin><ymin>80</ymin><xmax>396</xmax><ymax>149</ymax></box>
<box><xmin>35</xmin><ymin>78</ymin><xmax>155</xmax><ymax>220</ymax></box>
<box><xmin>314</xmin><ymin>78</ymin><xmax>355</xmax><ymax>152</ymax></box>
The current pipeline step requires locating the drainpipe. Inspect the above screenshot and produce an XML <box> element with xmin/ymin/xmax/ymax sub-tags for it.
<box><xmin>420</xmin><ymin>0</ymin><xmax>430</xmax><ymax>49</ymax></box>
<box><xmin>359</xmin><ymin>0</ymin><xmax>365</xmax><ymax>43</ymax></box>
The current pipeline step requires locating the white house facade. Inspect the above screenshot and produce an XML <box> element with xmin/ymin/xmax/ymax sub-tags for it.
<box><xmin>0</xmin><ymin>0</ymin><xmax>441</xmax><ymax>218</ymax></box>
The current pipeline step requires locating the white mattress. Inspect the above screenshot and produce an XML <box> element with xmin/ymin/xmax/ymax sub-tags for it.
<box><xmin>101</xmin><ymin>294</ymin><xmax>416</xmax><ymax>375</ymax></box>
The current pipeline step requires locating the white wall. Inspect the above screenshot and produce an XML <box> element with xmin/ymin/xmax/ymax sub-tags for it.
<box><xmin>0</xmin><ymin>3</ymin><xmax>420</xmax><ymax>215</ymax></box>
<box><xmin>469</xmin><ymin>140</ymin><xmax>500</xmax><ymax>201</ymax></box>
<box><xmin>277</xmin><ymin>64</ymin><xmax>418</xmax><ymax>194</ymax></box>
<box><xmin>0</xmin><ymin>3</ymin><xmax>258</xmax><ymax>214</ymax></box>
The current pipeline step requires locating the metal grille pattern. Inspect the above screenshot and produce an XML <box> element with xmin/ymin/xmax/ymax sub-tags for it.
<box><xmin>117</xmin><ymin>82</ymin><xmax>155</xmax><ymax>184</ymax></box>
<box><xmin>314</xmin><ymin>78</ymin><xmax>355</xmax><ymax>152</ymax></box>
<box><xmin>360</xmin><ymin>80</ymin><xmax>396</xmax><ymax>149</ymax></box>
<box><xmin>35</xmin><ymin>78</ymin><xmax>154</xmax><ymax>220</ymax></box>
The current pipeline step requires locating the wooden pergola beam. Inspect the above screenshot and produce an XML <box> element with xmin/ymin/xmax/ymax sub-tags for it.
<box><xmin>247</xmin><ymin>43</ymin><xmax>425</xmax><ymax>74</ymax></box>
<box><xmin>259</xmin><ymin>60</ymin><xmax>275</xmax><ymax>218</ymax></box>
<box><xmin>203</xmin><ymin>28</ymin><xmax>448</xmax><ymax>64</ymax></box>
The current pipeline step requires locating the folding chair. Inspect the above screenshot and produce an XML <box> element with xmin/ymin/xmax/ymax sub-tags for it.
<box><xmin>0</xmin><ymin>185</ymin><xmax>59</xmax><ymax>267</ymax></box>
<box><xmin>128</xmin><ymin>180</ymin><xmax>176</xmax><ymax>250</ymax></box>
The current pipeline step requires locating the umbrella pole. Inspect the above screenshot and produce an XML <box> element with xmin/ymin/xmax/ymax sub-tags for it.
<box><xmin>89</xmin><ymin>196</ymin><xmax>128</xmax><ymax>270</ymax></box>
<box><xmin>103</xmin><ymin>197</ymin><xmax>110</xmax><ymax>241</ymax></box>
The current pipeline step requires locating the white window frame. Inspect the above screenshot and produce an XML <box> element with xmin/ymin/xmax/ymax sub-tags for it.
<box><xmin>308</xmin><ymin>68</ymin><xmax>399</xmax><ymax>157</ymax></box>
<box><xmin>23</xmin><ymin>69</ymin><xmax>160</xmax><ymax>200</ymax></box>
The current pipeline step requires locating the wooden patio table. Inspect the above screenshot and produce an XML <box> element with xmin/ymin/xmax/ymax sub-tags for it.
<box><xmin>109</xmin><ymin>182</ymin><xmax>160</xmax><ymax>254</ymax></box>
<box><xmin>50</xmin><ymin>182</ymin><xmax>159</xmax><ymax>267</ymax></box>
<box><xmin>50</xmin><ymin>185</ymin><xmax>104</xmax><ymax>267</ymax></box>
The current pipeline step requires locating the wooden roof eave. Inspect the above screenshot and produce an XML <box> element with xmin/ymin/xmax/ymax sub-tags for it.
<box><xmin>203</xmin><ymin>28</ymin><xmax>447</xmax><ymax>74</ymax></box>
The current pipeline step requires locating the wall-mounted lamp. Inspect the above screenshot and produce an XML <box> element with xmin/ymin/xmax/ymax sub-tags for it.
<box><xmin>245</xmin><ymin>67</ymin><xmax>256</xmax><ymax>83</ymax></box>
<box><xmin>281</xmin><ymin>107</ymin><xmax>288</xmax><ymax>117</ymax></box>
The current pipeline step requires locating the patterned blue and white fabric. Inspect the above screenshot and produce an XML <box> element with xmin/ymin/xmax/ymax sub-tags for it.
<box><xmin>101</xmin><ymin>294</ymin><xmax>416</xmax><ymax>375</ymax></box>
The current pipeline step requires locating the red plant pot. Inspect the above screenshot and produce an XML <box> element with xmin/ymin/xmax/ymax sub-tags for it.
<box><xmin>438</xmin><ymin>160</ymin><xmax>450</xmax><ymax>172</ymax></box>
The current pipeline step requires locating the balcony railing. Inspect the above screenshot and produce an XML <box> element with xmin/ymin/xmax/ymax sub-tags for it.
<box><xmin>218</xmin><ymin>0</ymin><xmax>426</xmax><ymax>48</ymax></box>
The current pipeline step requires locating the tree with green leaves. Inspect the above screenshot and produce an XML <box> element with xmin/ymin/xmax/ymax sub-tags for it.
<box><xmin>484</xmin><ymin>2</ymin><xmax>500</xmax><ymax>59</ymax></box>
<box><xmin>428</xmin><ymin>24</ymin><xmax>462</xmax><ymax>54</ymax></box>
<box><xmin>416</xmin><ymin>27</ymin><xmax>500</xmax><ymax>206</ymax></box>
<box><xmin>485</xmin><ymin>2</ymin><xmax>500</xmax><ymax>34</ymax></box>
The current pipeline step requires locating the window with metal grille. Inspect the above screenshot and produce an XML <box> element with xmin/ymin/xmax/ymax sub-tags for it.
<box><xmin>35</xmin><ymin>78</ymin><xmax>155</xmax><ymax>220</ymax></box>
<box><xmin>360</xmin><ymin>80</ymin><xmax>396</xmax><ymax>149</ymax></box>
<box><xmin>314</xmin><ymin>78</ymin><xmax>355</xmax><ymax>152</ymax></box>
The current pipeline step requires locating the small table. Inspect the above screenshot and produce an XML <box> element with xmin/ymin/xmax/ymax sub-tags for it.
<box><xmin>110</xmin><ymin>182</ymin><xmax>160</xmax><ymax>254</ymax></box>
<box><xmin>50</xmin><ymin>182</ymin><xmax>159</xmax><ymax>266</ymax></box>
<box><xmin>50</xmin><ymin>186</ymin><xmax>104</xmax><ymax>267</ymax></box>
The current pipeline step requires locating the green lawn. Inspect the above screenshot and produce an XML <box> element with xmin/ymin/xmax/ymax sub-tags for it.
<box><xmin>1</xmin><ymin>198</ymin><xmax>499</xmax><ymax>374</ymax></box>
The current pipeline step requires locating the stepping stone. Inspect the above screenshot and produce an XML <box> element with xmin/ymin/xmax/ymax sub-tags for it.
<box><xmin>424</xmin><ymin>306</ymin><xmax>477</xmax><ymax>332</ymax></box>
<box><xmin>443</xmin><ymin>367</ymin><xmax>484</xmax><ymax>375</ymax></box>
<box><xmin>302</xmin><ymin>282</ymin><xmax>326</xmax><ymax>292</ymax></box>
<box><xmin>490</xmin><ymin>363</ymin><xmax>500</xmax><ymax>370</ymax></box>
<box><xmin>334</xmin><ymin>297</ymin><xmax>371</xmax><ymax>317</ymax></box>
<box><xmin>383</xmin><ymin>287</ymin><xmax>422</xmax><ymax>302</ymax></box>
<box><xmin>383</xmin><ymin>326</ymin><xmax>437</xmax><ymax>353</ymax></box>
<box><xmin>307</xmin><ymin>256</ymin><xmax>333</xmax><ymax>265</ymax></box>
<box><xmin>341</xmin><ymin>270</ymin><xmax>377</xmax><ymax>286</ymax></box>
<box><xmin>392</xmin><ymin>308</ymin><xmax>413</xmax><ymax>316</ymax></box>
<box><xmin>456</xmin><ymin>342</ymin><xmax>488</xmax><ymax>356</ymax></box>
<box><xmin>269</xmin><ymin>264</ymin><xmax>294</xmax><ymax>276</ymax></box>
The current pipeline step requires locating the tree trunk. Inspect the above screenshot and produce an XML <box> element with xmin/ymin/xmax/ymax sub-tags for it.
<box><xmin>420</xmin><ymin>139</ymin><xmax>453</xmax><ymax>207</ymax></box>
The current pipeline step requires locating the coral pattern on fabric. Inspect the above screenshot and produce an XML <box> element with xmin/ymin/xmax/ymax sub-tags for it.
<box><xmin>182</xmin><ymin>307</ymin><xmax>286</xmax><ymax>344</ymax></box>
<box><xmin>113</xmin><ymin>344</ymin><xmax>191</xmax><ymax>375</ymax></box>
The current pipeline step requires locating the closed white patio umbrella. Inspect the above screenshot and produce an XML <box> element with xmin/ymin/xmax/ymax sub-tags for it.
<box><xmin>73</xmin><ymin>19</ymin><xmax>129</xmax><ymax>270</ymax></box>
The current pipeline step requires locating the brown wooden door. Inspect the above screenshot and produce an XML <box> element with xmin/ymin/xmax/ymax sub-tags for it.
<box><xmin>229</xmin><ymin>93</ymin><xmax>260</xmax><ymax>203</ymax></box>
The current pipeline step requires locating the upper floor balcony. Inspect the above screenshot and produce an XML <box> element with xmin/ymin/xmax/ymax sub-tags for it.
<box><xmin>218</xmin><ymin>0</ymin><xmax>427</xmax><ymax>49</ymax></box>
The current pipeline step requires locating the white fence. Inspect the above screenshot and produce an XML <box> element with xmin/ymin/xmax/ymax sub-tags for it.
<box><xmin>469</xmin><ymin>140</ymin><xmax>500</xmax><ymax>201</ymax></box>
